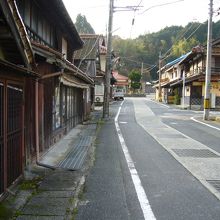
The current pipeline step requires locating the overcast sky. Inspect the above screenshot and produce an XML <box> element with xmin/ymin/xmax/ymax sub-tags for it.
<box><xmin>63</xmin><ymin>0</ymin><xmax>220</xmax><ymax>39</ymax></box>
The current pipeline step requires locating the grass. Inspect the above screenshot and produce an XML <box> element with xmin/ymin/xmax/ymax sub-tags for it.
<box><xmin>70</xmin><ymin>207</ymin><xmax>78</xmax><ymax>220</ymax></box>
<box><xmin>19</xmin><ymin>176</ymin><xmax>43</xmax><ymax>190</ymax></box>
<box><xmin>0</xmin><ymin>203</ymin><xmax>12</xmax><ymax>220</ymax></box>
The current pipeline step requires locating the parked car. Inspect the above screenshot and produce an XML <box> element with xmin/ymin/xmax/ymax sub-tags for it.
<box><xmin>113</xmin><ymin>88</ymin><xmax>124</xmax><ymax>100</ymax></box>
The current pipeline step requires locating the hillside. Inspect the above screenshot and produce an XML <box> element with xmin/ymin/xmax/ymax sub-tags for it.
<box><xmin>112</xmin><ymin>21</ymin><xmax>220</xmax><ymax>80</ymax></box>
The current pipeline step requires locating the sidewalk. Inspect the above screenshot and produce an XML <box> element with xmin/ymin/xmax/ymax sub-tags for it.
<box><xmin>150</xmin><ymin>98</ymin><xmax>220</xmax><ymax>126</ymax></box>
<box><xmin>0</xmin><ymin>108</ymin><xmax>102</xmax><ymax>220</ymax></box>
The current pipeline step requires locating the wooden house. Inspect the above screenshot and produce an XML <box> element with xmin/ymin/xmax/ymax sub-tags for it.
<box><xmin>0</xmin><ymin>0</ymin><xmax>38</xmax><ymax>197</ymax></box>
<box><xmin>177</xmin><ymin>42</ymin><xmax>220</xmax><ymax>109</ymax></box>
<box><xmin>73</xmin><ymin>34</ymin><xmax>107</xmax><ymax>105</ymax></box>
<box><xmin>0</xmin><ymin>0</ymin><xmax>93</xmax><ymax>198</ymax></box>
<box><xmin>155</xmin><ymin>54</ymin><xmax>187</xmax><ymax>104</ymax></box>
<box><xmin>156</xmin><ymin>40</ymin><xmax>220</xmax><ymax>109</ymax></box>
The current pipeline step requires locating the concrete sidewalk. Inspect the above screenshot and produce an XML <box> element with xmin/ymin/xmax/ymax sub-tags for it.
<box><xmin>1</xmin><ymin>108</ymin><xmax>102</xmax><ymax>220</ymax></box>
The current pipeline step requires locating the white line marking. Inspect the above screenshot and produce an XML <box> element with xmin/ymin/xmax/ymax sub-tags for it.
<box><xmin>148</xmin><ymin>99</ymin><xmax>169</xmax><ymax>108</ymax></box>
<box><xmin>115</xmin><ymin>101</ymin><xmax>156</xmax><ymax>220</ymax></box>
<box><xmin>191</xmin><ymin>117</ymin><xmax>220</xmax><ymax>131</ymax></box>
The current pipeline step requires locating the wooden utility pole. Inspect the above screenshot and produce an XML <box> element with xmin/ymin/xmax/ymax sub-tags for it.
<box><xmin>158</xmin><ymin>52</ymin><xmax>162</xmax><ymax>102</ymax></box>
<box><xmin>103</xmin><ymin>0</ymin><xmax>114</xmax><ymax>118</ymax></box>
<box><xmin>203</xmin><ymin>0</ymin><xmax>213</xmax><ymax>120</ymax></box>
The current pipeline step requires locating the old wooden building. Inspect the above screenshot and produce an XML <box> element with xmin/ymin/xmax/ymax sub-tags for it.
<box><xmin>0</xmin><ymin>0</ymin><xmax>93</xmax><ymax>198</ymax></box>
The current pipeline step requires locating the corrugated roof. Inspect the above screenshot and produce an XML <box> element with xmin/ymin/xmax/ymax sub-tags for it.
<box><xmin>164</xmin><ymin>53</ymin><xmax>188</xmax><ymax>69</ymax></box>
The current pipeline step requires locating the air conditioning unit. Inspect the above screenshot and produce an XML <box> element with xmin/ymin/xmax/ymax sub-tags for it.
<box><xmin>95</xmin><ymin>95</ymin><xmax>104</xmax><ymax>103</ymax></box>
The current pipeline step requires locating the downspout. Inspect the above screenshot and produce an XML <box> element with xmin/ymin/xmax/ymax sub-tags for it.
<box><xmin>35</xmin><ymin>71</ymin><xmax>62</xmax><ymax>163</ymax></box>
<box><xmin>35</xmin><ymin>71</ymin><xmax>63</xmax><ymax>164</ymax></box>
<box><xmin>35</xmin><ymin>79</ymin><xmax>40</xmax><ymax>162</ymax></box>
<box><xmin>35</xmin><ymin>79</ymin><xmax>56</xmax><ymax>170</ymax></box>
<box><xmin>35</xmin><ymin>71</ymin><xmax>65</xmax><ymax>170</ymax></box>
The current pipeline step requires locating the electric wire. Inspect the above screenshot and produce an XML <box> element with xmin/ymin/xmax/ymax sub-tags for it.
<box><xmin>162</xmin><ymin>22</ymin><xmax>204</xmax><ymax>60</ymax></box>
<box><xmin>75</xmin><ymin>35</ymin><xmax>101</xmax><ymax>73</ymax></box>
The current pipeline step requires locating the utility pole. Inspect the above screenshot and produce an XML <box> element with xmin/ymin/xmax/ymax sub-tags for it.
<box><xmin>182</xmin><ymin>70</ymin><xmax>186</xmax><ymax>109</ymax></box>
<box><xmin>158</xmin><ymin>52</ymin><xmax>162</xmax><ymax>102</ymax></box>
<box><xmin>103</xmin><ymin>0</ymin><xmax>114</xmax><ymax>118</ymax></box>
<box><xmin>103</xmin><ymin>1</ymin><xmax>142</xmax><ymax>118</ymax></box>
<box><xmin>203</xmin><ymin>0</ymin><xmax>213</xmax><ymax>120</ymax></box>
<box><xmin>141</xmin><ymin>62</ymin><xmax>144</xmax><ymax>93</ymax></box>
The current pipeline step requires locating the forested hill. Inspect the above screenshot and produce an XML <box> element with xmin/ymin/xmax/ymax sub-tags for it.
<box><xmin>112</xmin><ymin>21</ymin><xmax>220</xmax><ymax>80</ymax></box>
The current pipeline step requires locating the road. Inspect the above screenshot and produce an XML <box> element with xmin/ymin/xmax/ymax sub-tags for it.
<box><xmin>76</xmin><ymin>97</ymin><xmax>220</xmax><ymax>220</ymax></box>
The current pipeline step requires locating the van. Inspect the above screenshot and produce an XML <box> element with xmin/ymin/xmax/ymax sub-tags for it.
<box><xmin>113</xmin><ymin>88</ymin><xmax>124</xmax><ymax>100</ymax></box>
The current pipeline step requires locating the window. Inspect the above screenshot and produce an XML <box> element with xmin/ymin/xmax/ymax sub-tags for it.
<box><xmin>62</xmin><ymin>38</ymin><xmax>68</xmax><ymax>59</ymax></box>
<box><xmin>38</xmin><ymin>14</ymin><xmax>43</xmax><ymax>37</ymax></box>
<box><xmin>16</xmin><ymin>0</ymin><xmax>25</xmax><ymax>19</ymax></box>
<box><xmin>62</xmin><ymin>87</ymin><xmax>66</xmax><ymax>124</ymax></box>
<box><xmin>215</xmin><ymin>57</ymin><xmax>220</xmax><ymax>67</ymax></box>
<box><xmin>42</xmin><ymin>20</ymin><xmax>47</xmax><ymax>42</ymax></box>
<box><xmin>31</xmin><ymin>4</ymin><xmax>38</xmax><ymax>32</ymax></box>
<box><xmin>52</xmin><ymin>86</ymin><xmax>61</xmax><ymax>130</ymax></box>
<box><xmin>24</xmin><ymin>0</ymin><xmax>30</xmax><ymax>26</ymax></box>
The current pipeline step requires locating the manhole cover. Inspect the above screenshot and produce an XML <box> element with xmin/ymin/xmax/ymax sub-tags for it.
<box><xmin>172</xmin><ymin>149</ymin><xmax>220</xmax><ymax>158</ymax></box>
<box><xmin>207</xmin><ymin>180</ymin><xmax>220</xmax><ymax>192</ymax></box>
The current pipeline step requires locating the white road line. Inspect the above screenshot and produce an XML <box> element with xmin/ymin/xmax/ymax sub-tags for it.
<box><xmin>148</xmin><ymin>99</ymin><xmax>169</xmax><ymax>108</ymax></box>
<box><xmin>191</xmin><ymin>117</ymin><xmax>220</xmax><ymax>131</ymax></box>
<box><xmin>115</xmin><ymin>101</ymin><xmax>156</xmax><ymax>220</ymax></box>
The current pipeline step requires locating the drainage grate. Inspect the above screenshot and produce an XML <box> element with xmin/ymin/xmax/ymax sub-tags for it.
<box><xmin>58</xmin><ymin>145</ymin><xmax>89</xmax><ymax>170</ymax></box>
<box><xmin>58</xmin><ymin>136</ymin><xmax>93</xmax><ymax>170</ymax></box>
<box><xmin>172</xmin><ymin>149</ymin><xmax>220</xmax><ymax>158</ymax></box>
<box><xmin>75</xmin><ymin>136</ymin><xmax>93</xmax><ymax>147</ymax></box>
<box><xmin>207</xmin><ymin>180</ymin><xmax>220</xmax><ymax>192</ymax></box>
<box><xmin>81</xmin><ymin>128</ymin><xmax>95</xmax><ymax>136</ymax></box>
<box><xmin>87</xmin><ymin>124</ymin><xmax>97</xmax><ymax>129</ymax></box>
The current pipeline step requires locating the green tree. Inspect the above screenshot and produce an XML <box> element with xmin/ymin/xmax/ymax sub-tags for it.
<box><xmin>75</xmin><ymin>14</ymin><xmax>95</xmax><ymax>34</ymax></box>
<box><xmin>112</xmin><ymin>20</ymin><xmax>220</xmax><ymax>81</ymax></box>
<box><xmin>172</xmin><ymin>37</ymin><xmax>199</xmax><ymax>56</ymax></box>
<box><xmin>128</xmin><ymin>70</ymin><xmax>141</xmax><ymax>92</ymax></box>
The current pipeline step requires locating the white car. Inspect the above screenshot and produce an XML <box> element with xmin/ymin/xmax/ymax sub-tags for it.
<box><xmin>113</xmin><ymin>89</ymin><xmax>124</xmax><ymax>101</ymax></box>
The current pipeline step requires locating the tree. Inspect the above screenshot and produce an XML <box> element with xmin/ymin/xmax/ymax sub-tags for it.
<box><xmin>172</xmin><ymin>37</ymin><xmax>199</xmax><ymax>57</ymax></box>
<box><xmin>128</xmin><ymin>70</ymin><xmax>141</xmax><ymax>92</ymax></box>
<box><xmin>75</xmin><ymin>14</ymin><xmax>95</xmax><ymax>34</ymax></box>
<box><xmin>112</xmin><ymin>20</ymin><xmax>220</xmax><ymax>81</ymax></box>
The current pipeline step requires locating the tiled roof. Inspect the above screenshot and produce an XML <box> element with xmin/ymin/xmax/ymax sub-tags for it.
<box><xmin>31</xmin><ymin>41</ymin><xmax>93</xmax><ymax>84</ymax></box>
<box><xmin>74</xmin><ymin>35</ymin><xmax>100</xmax><ymax>60</ymax></box>
<box><xmin>112</xmin><ymin>71</ymin><xmax>129</xmax><ymax>86</ymax></box>
<box><xmin>112</xmin><ymin>71</ymin><xmax>128</xmax><ymax>80</ymax></box>
<box><xmin>74</xmin><ymin>34</ymin><xmax>107</xmax><ymax>59</ymax></box>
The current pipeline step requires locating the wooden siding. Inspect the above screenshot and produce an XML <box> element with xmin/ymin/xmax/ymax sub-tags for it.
<box><xmin>17</xmin><ymin>0</ymin><xmax>56</xmax><ymax>49</ymax></box>
<box><xmin>0</xmin><ymin>72</ymin><xmax>25</xmax><ymax>197</ymax></box>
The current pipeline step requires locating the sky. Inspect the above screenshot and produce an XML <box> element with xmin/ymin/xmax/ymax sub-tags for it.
<box><xmin>63</xmin><ymin>0</ymin><xmax>220</xmax><ymax>39</ymax></box>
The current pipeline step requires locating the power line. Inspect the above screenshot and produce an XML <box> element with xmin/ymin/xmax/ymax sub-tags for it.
<box><xmin>162</xmin><ymin>22</ymin><xmax>204</xmax><ymax>60</ymax></box>
<box><xmin>120</xmin><ymin>56</ymin><xmax>154</xmax><ymax>67</ymax></box>
<box><xmin>139</xmin><ymin>0</ymin><xmax>184</xmax><ymax>15</ymax></box>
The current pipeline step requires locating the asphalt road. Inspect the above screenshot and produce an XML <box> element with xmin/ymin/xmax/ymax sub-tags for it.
<box><xmin>76</xmin><ymin>98</ymin><xmax>220</xmax><ymax>220</ymax></box>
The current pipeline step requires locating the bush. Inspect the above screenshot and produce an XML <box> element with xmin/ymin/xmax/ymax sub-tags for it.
<box><xmin>174</xmin><ymin>94</ymin><xmax>180</xmax><ymax>105</ymax></box>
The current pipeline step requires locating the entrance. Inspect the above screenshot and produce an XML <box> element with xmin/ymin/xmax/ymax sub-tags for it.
<box><xmin>0</xmin><ymin>80</ymin><xmax>24</xmax><ymax>195</ymax></box>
